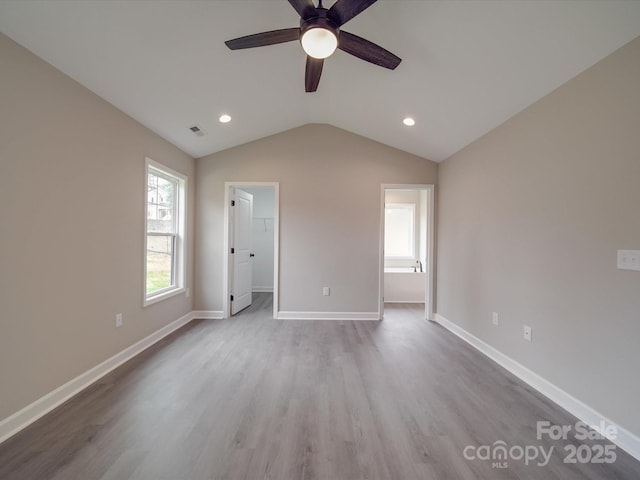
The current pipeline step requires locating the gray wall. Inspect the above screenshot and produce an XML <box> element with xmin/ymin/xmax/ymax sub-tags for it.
<box><xmin>0</xmin><ymin>34</ymin><xmax>195</xmax><ymax>422</ymax></box>
<box><xmin>437</xmin><ymin>36</ymin><xmax>640</xmax><ymax>437</ymax></box>
<box><xmin>195</xmin><ymin>124</ymin><xmax>438</xmax><ymax>314</ymax></box>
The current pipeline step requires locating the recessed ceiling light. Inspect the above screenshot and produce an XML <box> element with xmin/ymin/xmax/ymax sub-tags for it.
<box><xmin>403</xmin><ymin>117</ymin><xmax>416</xmax><ymax>127</ymax></box>
<box><xmin>219</xmin><ymin>114</ymin><xmax>232</xmax><ymax>123</ymax></box>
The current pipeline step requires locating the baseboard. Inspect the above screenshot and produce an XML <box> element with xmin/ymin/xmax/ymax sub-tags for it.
<box><xmin>384</xmin><ymin>300</ymin><xmax>425</xmax><ymax>304</ymax></box>
<box><xmin>191</xmin><ymin>310</ymin><xmax>225</xmax><ymax>319</ymax></box>
<box><xmin>0</xmin><ymin>311</ymin><xmax>196</xmax><ymax>445</ymax></box>
<box><xmin>252</xmin><ymin>287</ymin><xmax>273</xmax><ymax>293</ymax></box>
<box><xmin>277</xmin><ymin>311</ymin><xmax>381</xmax><ymax>321</ymax></box>
<box><xmin>434</xmin><ymin>313</ymin><xmax>640</xmax><ymax>462</ymax></box>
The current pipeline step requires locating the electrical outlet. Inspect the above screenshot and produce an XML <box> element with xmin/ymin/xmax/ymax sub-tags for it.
<box><xmin>492</xmin><ymin>312</ymin><xmax>499</xmax><ymax>326</ymax></box>
<box><xmin>523</xmin><ymin>325</ymin><xmax>532</xmax><ymax>342</ymax></box>
<box><xmin>115</xmin><ymin>313</ymin><xmax>123</xmax><ymax>328</ymax></box>
<box><xmin>617</xmin><ymin>250</ymin><xmax>640</xmax><ymax>271</ymax></box>
<box><xmin>323</xmin><ymin>287</ymin><xmax>330</xmax><ymax>296</ymax></box>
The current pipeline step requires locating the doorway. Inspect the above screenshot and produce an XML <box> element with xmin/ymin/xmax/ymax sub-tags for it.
<box><xmin>379</xmin><ymin>184</ymin><xmax>434</xmax><ymax>320</ymax></box>
<box><xmin>223</xmin><ymin>182</ymin><xmax>279</xmax><ymax>318</ymax></box>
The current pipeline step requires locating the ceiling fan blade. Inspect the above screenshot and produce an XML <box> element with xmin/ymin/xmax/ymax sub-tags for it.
<box><xmin>338</xmin><ymin>30</ymin><xmax>401</xmax><ymax>70</ymax></box>
<box><xmin>288</xmin><ymin>0</ymin><xmax>317</xmax><ymax>20</ymax></box>
<box><xmin>225</xmin><ymin>28</ymin><xmax>300</xmax><ymax>50</ymax></box>
<box><xmin>305</xmin><ymin>56</ymin><xmax>324</xmax><ymax>92</ymax></box>
<box><xmin>328</xmin><ymin>0</ymin><xmax>377</xmax><ymax>27</ymax></box>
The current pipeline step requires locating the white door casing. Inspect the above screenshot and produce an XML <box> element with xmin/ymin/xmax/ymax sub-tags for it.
<box><xmin>379</xmin><ymin>184</ymin><xmax>435</xmax><ymax>321</ymax></box>
<box><xmin>223</xmin><ymin>182</ymin><xmax>280</xmax><ymax>319</ymax></box>
<box><xmin>231</xmin><ymin>188</ymin><xmax>253</xmax><ymax>315</ymax></box>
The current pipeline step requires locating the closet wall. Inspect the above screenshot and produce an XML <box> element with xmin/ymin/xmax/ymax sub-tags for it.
<box><xmin>242</xmin><ymin>187</ymin><xmax>275</xmax><ymax>292</ymax></box>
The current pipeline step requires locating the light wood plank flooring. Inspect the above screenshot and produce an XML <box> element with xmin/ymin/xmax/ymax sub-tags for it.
<box><xmin>1</xmin><ymin>294</ymin><xmax>639</xmax><ymax>479</ymax></box>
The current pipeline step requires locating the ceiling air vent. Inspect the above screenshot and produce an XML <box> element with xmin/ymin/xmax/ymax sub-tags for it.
<box><xmin>188</xmin><ymin>124</ymin><xmax>206</xmax><ymax>137</ymax></box>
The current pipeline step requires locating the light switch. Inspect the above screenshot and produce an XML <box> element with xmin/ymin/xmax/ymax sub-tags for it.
<box><xmin>617</xmin><ymin>250</ymin><xmax>640</xmax><ymax>271</ymax></box>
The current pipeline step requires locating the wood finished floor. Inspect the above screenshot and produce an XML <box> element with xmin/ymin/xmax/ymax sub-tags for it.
<box><xmin>1</xmin><ymin>294</ymin><xmax>639</xmax><ymax>479</ymax></box>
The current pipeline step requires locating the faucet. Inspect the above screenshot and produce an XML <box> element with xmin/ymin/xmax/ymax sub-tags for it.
<box><xmin>416</xmin><ymin>260</ymin><xmax>423</xmax><ymax>272</ymax></box>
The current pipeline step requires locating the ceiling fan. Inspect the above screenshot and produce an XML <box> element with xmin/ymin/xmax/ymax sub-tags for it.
<box><xmin>224</xmin><ymin>0</ymin><xmax>401</xmax><ymax>92</ymax></box>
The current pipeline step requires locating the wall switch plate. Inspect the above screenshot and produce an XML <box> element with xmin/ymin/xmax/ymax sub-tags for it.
<box><xmin>186</xmin><ymin>288</ymin><xmax>190</xmax><ymax>298</ymax></box>
<box><xmin>523</xmin><ymin>325</ymin><xmax>532</xmax><ymax>342</ymax></box>
<box><xmin>323</xmin><ymin>287</ymin><xmax>330</xmax><ymax>296</ymax></box>
<box><xmin>115</xmin><ymin>313</ymin><xmax>123</xmax><ymax>328</ymax></box>
<box><xmin>617</xmin><ymin>250</ymin><xmax>640</xmax><ymax>271</ymax></box>
<box><xmin>492</xmin><ymin>312</ymin><xmax>499</xmax><ymax>326</ymax></box>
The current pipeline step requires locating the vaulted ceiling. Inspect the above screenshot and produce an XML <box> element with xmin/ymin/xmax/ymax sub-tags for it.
<box><xmin>1</xmin><ymin>0</ymin><xmax>639</xmax><ymax>162</ymax></box>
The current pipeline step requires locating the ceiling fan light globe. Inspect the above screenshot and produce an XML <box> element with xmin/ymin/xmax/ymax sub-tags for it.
<box><xmin>301</xmin><ymin>27</ymin><xmax>338</xmax><ymax>59</ymax></box>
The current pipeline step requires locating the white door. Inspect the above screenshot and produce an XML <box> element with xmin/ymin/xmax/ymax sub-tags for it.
<box><xmin>231</xmin><ymin>188</ymin><xmax>253</xmax><ymax>314</ymax></box>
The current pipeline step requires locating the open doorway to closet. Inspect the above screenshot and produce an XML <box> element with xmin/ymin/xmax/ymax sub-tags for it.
<box><xmin>379</xmin><ymin>184</ymin><xmax>434</xmax><ymax>320</ymax></box>
<box><xmin>223</xmin><ymin>182</ymin><xmax>279</xmax><ymax>319</ymax></box>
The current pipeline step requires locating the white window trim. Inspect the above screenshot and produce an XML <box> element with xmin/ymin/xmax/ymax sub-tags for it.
<box><xmin>384</xmin><ymin>202</ymin><xmax>416</xmax><ymax>260</ymax></box>
<box><xmin>143</xmin><ymin>158</ymin><xmax>187</xmax><ymax>307</ymax></box>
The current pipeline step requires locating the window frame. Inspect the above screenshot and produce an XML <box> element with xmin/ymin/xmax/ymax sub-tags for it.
<box><xmin>384</xmin><ymin>202</ymin><xmax>417</xmax><ymax>260</ymax></box>
<box><xmin>143</xmin><ymin>158</ymin><xmax>187</xmax><ymax>307</ymax></box>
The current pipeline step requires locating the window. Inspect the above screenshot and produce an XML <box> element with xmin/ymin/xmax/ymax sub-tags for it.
<box><xmin>384</xmin><ymin>203</ymin><xmax>415</xmax><ymax>259</ymax></box>
<box><xmin>144</xmin><ymin>158</ymin><xmax>186</xmax><ymax>305</ymax></box>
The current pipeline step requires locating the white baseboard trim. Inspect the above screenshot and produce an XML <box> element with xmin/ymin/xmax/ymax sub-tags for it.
<box><xmin>277</xmin><ymin>311</ymin><xmax>381</xmax><ymax>321</ymax></box>
<box><xmin>191</xmin><ymin>310</ymin><xmax>225</xmax><ymax>319</ymax></box>
<box><xmin>0</xmin><ymin>311</ymin><xmax>196</xmax><ymax>445</ymax></box>
<box><xmin>252</xmin><ymin>287</ymin><xmax>273</xmax><ymax>293</ymax></box>
<box><xmin>434</xmin><ymin>313</ymin><xmax>640</xmax><ymax>462</ymax></box>
<box><xmin>384</xmin><ymin>300</ymin><xmax>425</xmax><ymax>304</ymax></box>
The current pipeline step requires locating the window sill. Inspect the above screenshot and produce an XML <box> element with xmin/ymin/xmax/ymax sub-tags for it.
<box><xmin>144</xmin><ymin>287</ymin><xmax>186</xmax><ymax>307</ymax></box>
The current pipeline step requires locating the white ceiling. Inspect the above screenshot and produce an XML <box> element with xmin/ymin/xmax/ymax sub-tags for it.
<box><xmin>1</xmin><ymin>0</ymin><xmax>639</xmax><ymax>162</ymax></box>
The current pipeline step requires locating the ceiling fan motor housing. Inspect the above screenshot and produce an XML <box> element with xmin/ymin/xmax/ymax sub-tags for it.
<box><xmin>300</xmin><ymin>8</ymin><xmax>340</xmax><ymax>42</ymax></box>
